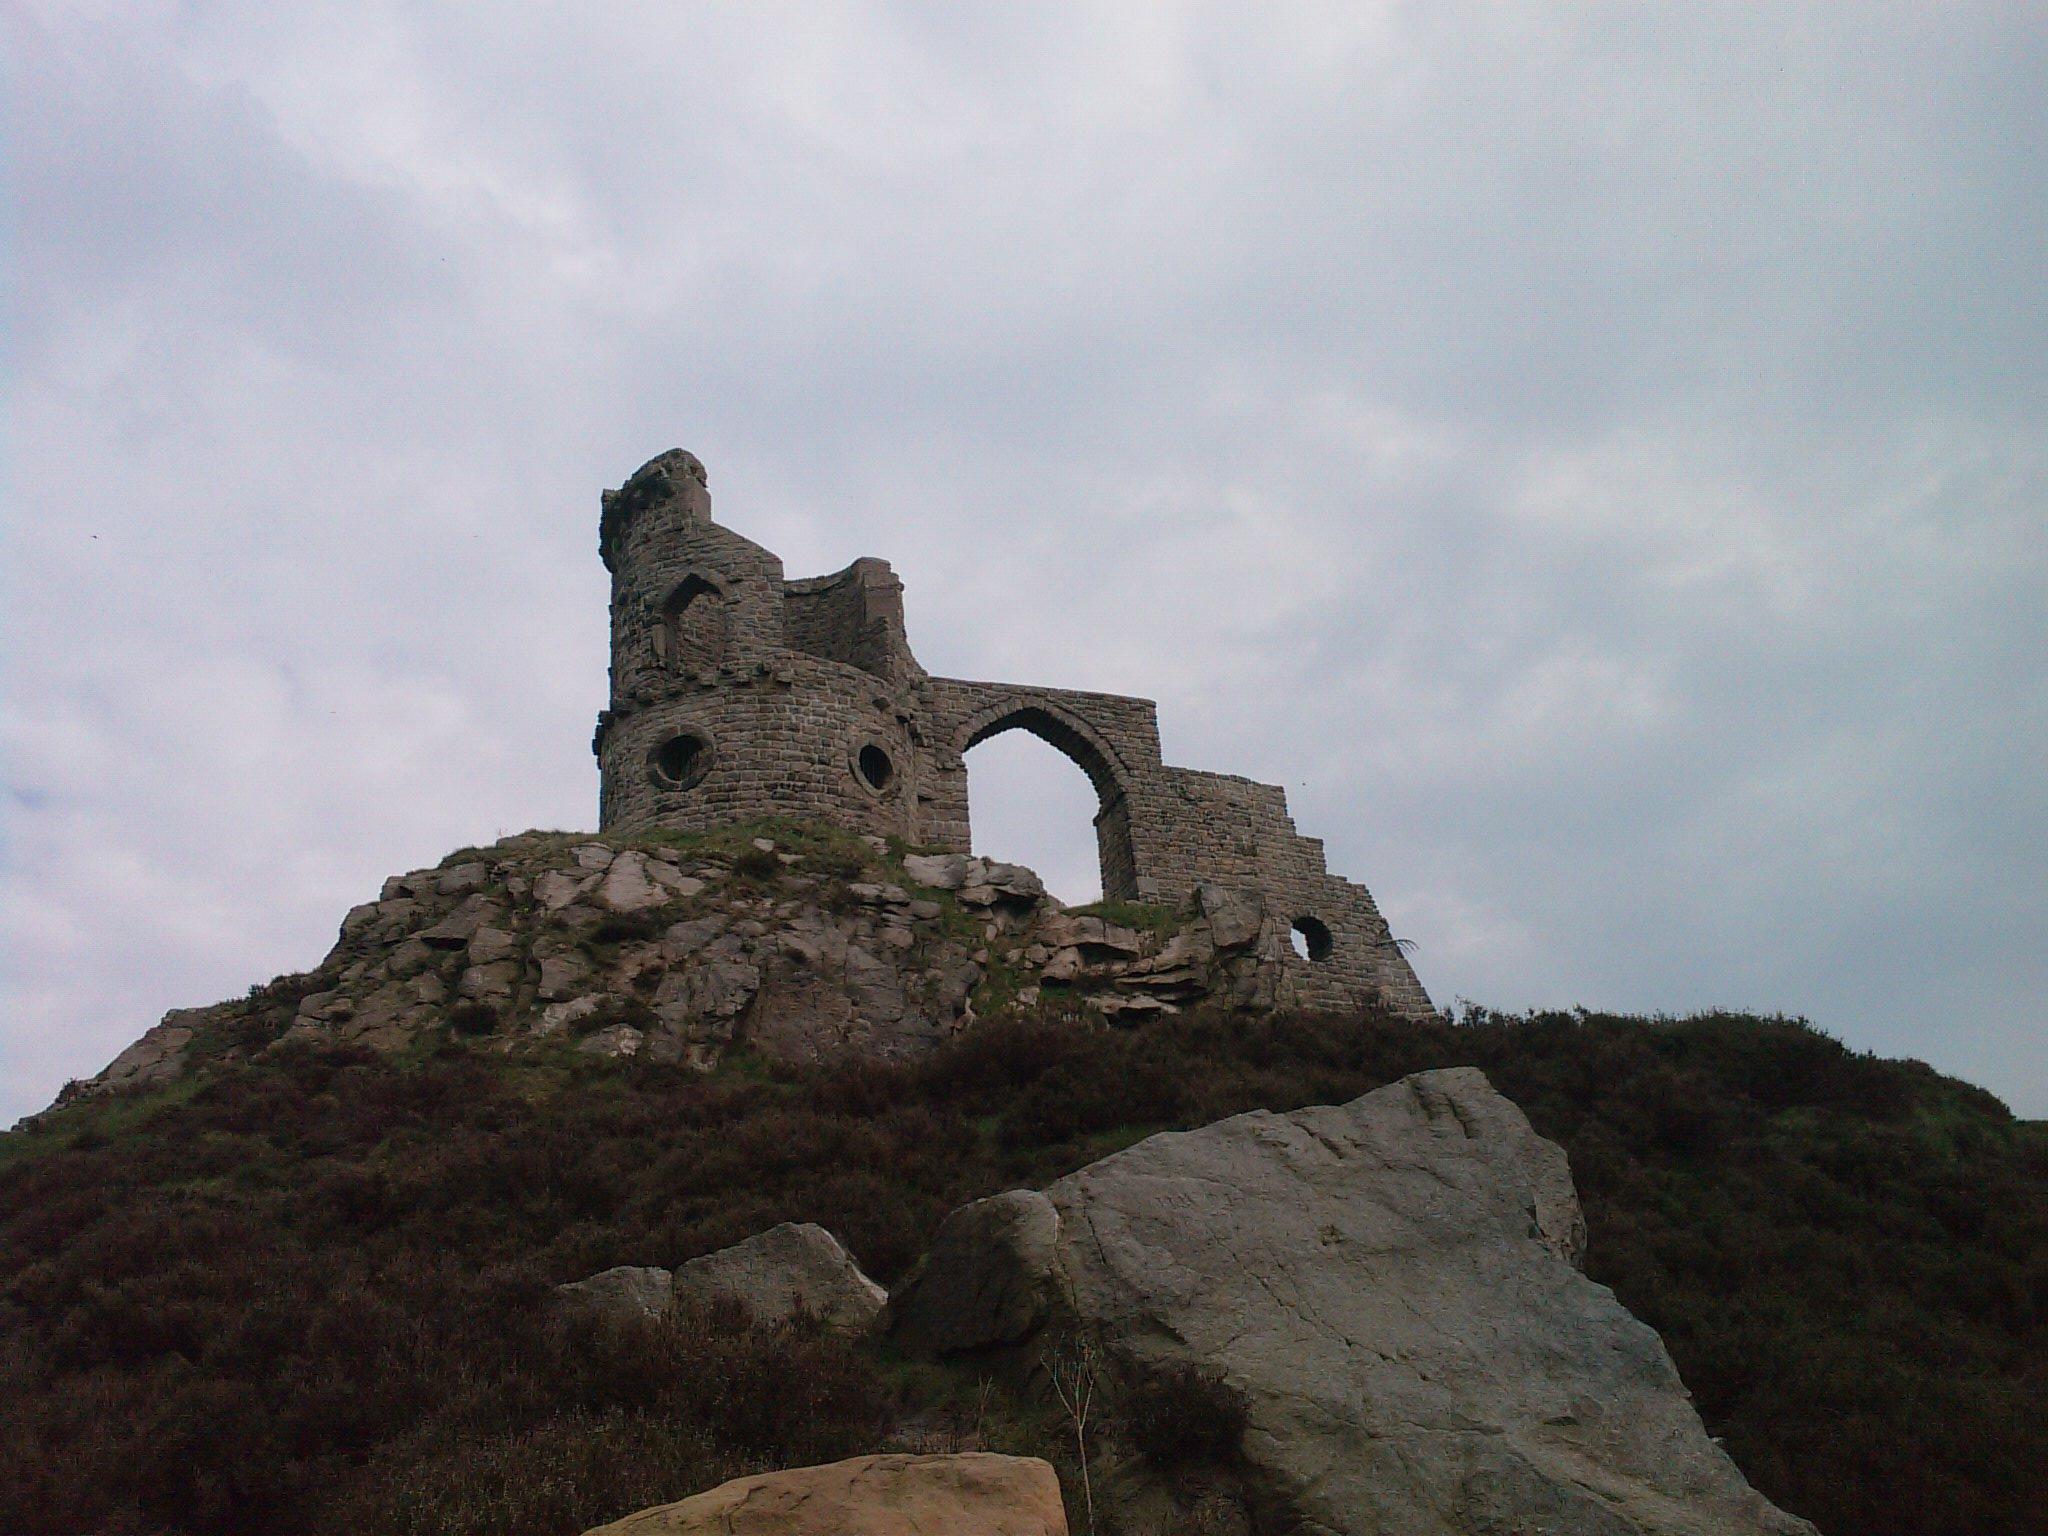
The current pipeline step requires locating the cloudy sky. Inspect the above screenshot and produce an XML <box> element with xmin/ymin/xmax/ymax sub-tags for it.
<box><xmin>4</xmin><ymin>2</ymin><xmax>2043</xmax><ymax>1126</ymax></box>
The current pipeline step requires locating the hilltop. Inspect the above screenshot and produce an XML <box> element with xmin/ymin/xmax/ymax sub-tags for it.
<box><xmin>2</xmin><ymin>825</ymin><xmax>2041</xmax><ymax>1535</ymax></box>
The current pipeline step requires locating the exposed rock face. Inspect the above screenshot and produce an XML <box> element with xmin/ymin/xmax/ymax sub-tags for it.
<box><xmin>894</xmin><ymin>1068</ymin><xmax>1812</xmax><ymax>1536</ymax></box>
<box><xmin>553</xmin><ymin>1265</ymin><xmax>674</xmax><ymax>1324</ymax></box>
<box><xmin>90</xmin><ymin>1009</ymin><xmax>205</xmax><ymax>1091</ymax></box>
<box><xmin>672</xmin><ymin>1221</ymin><xmax>886</xmax><ymax>1333</ymax></box>
<box><xmin>63</xmin><ymin>829</ymin><xmax>1323</xmax><ymax>1106</ymax></box>
<box><xmin>581</xmin><ymin>1453</ymin><xmax>1067</xmax><ymax>1536</ymax></box>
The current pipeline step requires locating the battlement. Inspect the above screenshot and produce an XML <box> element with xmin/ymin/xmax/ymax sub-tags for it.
<box><xmin>594</xmin><ymin>451</ymin><xmax>1433</xmax><ymax>1019</ymax></box>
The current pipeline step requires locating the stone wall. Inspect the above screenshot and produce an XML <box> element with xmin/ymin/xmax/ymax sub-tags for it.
<box><xmin>594</xmin><ymin>450</ymin><xmax>1434</xmax><ymax>1018</ymax></box>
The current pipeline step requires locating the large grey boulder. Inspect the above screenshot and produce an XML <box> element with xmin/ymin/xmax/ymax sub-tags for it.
<box><xmin>674</xmin><ymin>1221</ymin><xmax>887</xmax><ymax>1333</ymax></box>
<box><xmin>899</xmin><ymin>1068</ymin><xmax>1811</xmax><ymax>1536</ymax></box>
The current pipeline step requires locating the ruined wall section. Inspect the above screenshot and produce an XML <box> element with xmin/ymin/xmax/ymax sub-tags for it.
<box><xmin>919</xmin><ymin>678</ymin><xmax>1166</xmax><ymax>902</ymax></box>
<box><xmin>593</xmin><ymin>449</ymin><xmax>1433</xmax><ymax>1019</ymax></box>
<box><xmin>1134</xmin><ymin>768</ymin><xmax>1434</xmax><ymax>1017</ymax></box>
<box><xmin>917</xmin><ymin>680</ymin><xmax>1433</xmax><ymax>1016</ymax></box>
<box><xmin>782</xmin><ymin>558</ymin><xmax>920</xmax><ymax>684</ymax></box>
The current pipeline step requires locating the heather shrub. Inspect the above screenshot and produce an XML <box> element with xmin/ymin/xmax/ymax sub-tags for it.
<box><xmin>0</xmin><ymin>1006</ymin><xmax>2038</xmax><ymax>1536</ymax></box>
<box><xmin>1122</xmin><ymin>1363</ymin><xmax>1248</xmax><ymax>1468</ymax></box>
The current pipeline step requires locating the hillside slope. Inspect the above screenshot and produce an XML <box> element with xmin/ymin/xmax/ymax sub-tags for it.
<box><xmin>1</xmin><ymin>832</ymin><xmax>2040</xmax><ymax>1536</ymax></box>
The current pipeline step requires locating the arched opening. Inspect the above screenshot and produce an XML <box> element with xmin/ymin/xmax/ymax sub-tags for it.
<box><xmin>959</xmin><ymin>703</ymin><xmax>1137</xmax><ymax>906</ymax></box>
<box><xmin>962</xmin><ymin>731</ymin><xmax>1105</xmax><ymax>905</ymax></box>
<box><xmin>659</xmin><ymin>574</ymin><xmax>728</xmax><ymax>670</ymax></box>
<box><xmin>1291</xmin><ymin>915</ymin><xmax>1334</xmax><ymax>963</ymax></box>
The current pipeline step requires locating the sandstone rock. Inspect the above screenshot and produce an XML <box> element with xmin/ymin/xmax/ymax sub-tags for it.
<box><xmin>467</xmin><ymin>926</ymin><xmax>519</xmax><ymax>966</ymax></box>
<box><xmin>647</xmin><ymin>864</ymin><xmax>705</xmax><ymax>899</ymax></box>
<box><xmin>537</xmin><ymin>950</ymin><xmax>591</xmax><ymax>1001</ymax></box>
<box><xmin>904</xmin><ymin>852</ymin><xmax>976</xmax><ymax>890</ymax></box>
<box><xmin>419</xmin><ymin>894</ymin><xmax>495</xmax><ymax>948</ymax></box>
<box><xmin>573</xmin><ymin>843</ymin><xmax>615</xmax><ymax>871</ymax></box>
<box><xmin>1041</xmin><ymin>947</ymin><xmax>1084</xmax><ymax>983</ymax></box>
<box><xmin>1089</xmin><ymin>994</ymin><xmax>1177</xmax><ymax>1020</ymax></box>
<box><xmin>598</xmin><ymin>851</ymin><xmax>671</xmax><ymax>913</ymax></box>
<box><xmin>1037</xmin><ymin>913</ymin><xmax>1143</xmax><ymax>955</ymax></box>
<box><xmin>907</xmin><ymin>1068</ymin><xmax>1806</xmax><ymax>1536</ymax></box>
<box><xmin>93</xmin><ymin>1009</ymin><xmax>204</xmax><ymax>1090</ymax></box>
<box><xmin>555</xmin><ymin>1264</ymin><xmax>673</xmax><ymax>1323</ymax></box>
<box><xmin>661</xmin><ymin>915</ymin><xmax>727</xmax><ymax>959</ymax></box>
<box><xmin>436</xmin><ymin>861</ymin><xmax>491</xmax><ymax>896</ymax></box>
<box><xmin>958</xmin><ymin>860</ymin><xmax>1045</xmax><ymax>908</ymax></box>
<box><xmin>295</xmin><ymin>990</ymin><xmax>354</xmax><ymax>1022</ymax></box>
<box><xmin>458</xmin><ymin>960</ymin><xmax>520</xmax><ymax>1004</ymax></box>
<box><xmin>540</xmin><ymin>995</ymin><xmax>602</xmax><ymax>1034</ymax></box>
<box><xmin>581</xmin><ymin>1453</ymin><xmax>1067</xmax><ymax>1536</ymax></box>
<box><xmin>534</xmin><ymin>869</ymin><xmax>596</xmax><ymax>911</ymax></box>
<box><xmin>578</xmin><ymin>1023</ymin><xmax>643</xmax><ymax>1057</ymax></box>
<box><xmin>339</xmin><ymin>901</ymin><xmax>382</xmax><ymax>942</ymax></box>
<box><xmin>386</xmin><ymin>936</ymin><xmax>435</xmax><ymax>977</ymax></box>
<box><xmin>890</xmin><ymin>1190</ymin><xmax>1060</xmax><ymax>1354</ymax></box>
<box><xmin>673</xmin><ymin>1221</ymin><xmax>886</xmax><ymax>1333</ymax></box>
<box><xmin>1197</xmin><ymin>883</ymin><xmax>1264</xmax><ymax>950</ymax></box>
<box><xmin>652</xmin><ymin>958</ymin><xmax>759</xmax><ymax>1028</ymax></box>
<box><xmin>403</xmin><ymin>971</ymin><xmax>447</xmax><ymax>1007</ymax></box>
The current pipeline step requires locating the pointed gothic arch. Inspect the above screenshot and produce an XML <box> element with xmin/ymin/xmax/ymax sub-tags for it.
<box><xmin>956</xmin><ymin>699</ymin><xmax>1139</xmax><ymax>900</ymax></box>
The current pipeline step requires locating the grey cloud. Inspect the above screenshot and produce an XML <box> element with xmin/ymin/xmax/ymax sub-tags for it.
<box><xmin>4</xmin><ymin>2</ymin><xmax>2041</xmax><ymax>1122</ymax></box>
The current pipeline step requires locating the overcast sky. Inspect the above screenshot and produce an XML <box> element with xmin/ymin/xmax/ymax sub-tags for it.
<box><xmin>4</xmin><ymin>2</ymin><xmax>2043</xmax><ymax>1127</ymax></box>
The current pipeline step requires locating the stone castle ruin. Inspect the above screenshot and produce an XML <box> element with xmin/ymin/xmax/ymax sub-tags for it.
<box><xmin>594</xmin><ymin>450</ymin><xmax>1432</xmax><ymax>1019</ymax></box>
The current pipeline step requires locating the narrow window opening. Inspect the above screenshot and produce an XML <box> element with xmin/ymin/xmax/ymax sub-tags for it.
<box><xmin>1292</xmin><ymin>915</ymin><xmax>1334</xmax><ymax>963</ymax></box>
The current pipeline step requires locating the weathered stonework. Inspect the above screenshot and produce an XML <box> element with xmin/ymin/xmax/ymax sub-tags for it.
<box><xmin>595</xmin><ymin>450</ymin><xmax>1432</xmax><ymax>1019</ymax></box>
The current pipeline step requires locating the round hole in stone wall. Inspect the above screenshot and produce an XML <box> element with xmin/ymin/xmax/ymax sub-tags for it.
<box><xmin>857</xmin><ymin>743</ymin><xmax>895</xmax><ymax>793</ymax></box>
<box><xmin>649</xmin><ymin>731</ymin><xmax>713</xmax><ymax>791</ymax></box>
<box><xmin>1291</xmin><ymin>915</ymin><xmax>1334</xmax><ymax>963</ymax></box>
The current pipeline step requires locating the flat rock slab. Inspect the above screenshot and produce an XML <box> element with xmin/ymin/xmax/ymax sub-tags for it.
<box><xmin>674</xmin><ymin>1221</ymin><xmax>886</xmax><ymax>1333</ymax></box>
<box><xmin>582</xmin><ymin>1453</ymin><xmax>1067</xmax><ymax>1536</ymax></box>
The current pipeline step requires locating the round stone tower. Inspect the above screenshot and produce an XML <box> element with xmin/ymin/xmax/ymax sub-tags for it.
<box><xmin>594</xmin><ymin>449</ymin><xmax>933</xmax><ymax>839</ymax></box>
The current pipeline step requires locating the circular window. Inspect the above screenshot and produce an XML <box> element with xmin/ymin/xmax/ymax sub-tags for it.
<box><xmin>1291</xmin><ymin>915</ymin><xmax>1334</xmax><ymax>963</ymax></box>
<box><xmin>648</xmin><ymin>731</ymin><xmax>713</xmax><ymax>791</ymax></box>
<box><xmin>856</xmin><ymin>742</ymin><xmax>895</xmax><ymax>793</ymax></box>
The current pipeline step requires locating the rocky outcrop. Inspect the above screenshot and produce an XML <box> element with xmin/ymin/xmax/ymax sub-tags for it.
<box><xmin>89</xmin><ymin>1008</ymin><xmax>206</xmax><ymax>1091</ymax></box>
<box><xmin>580</xmin><ymin>1452</ymin><xmax>1067</xmax><ymax>1536</ymax></box>
<box><xmin>556</xmin><ymin>1222</ymin><xmax>886</xmax><ymax>1335</ymax></box>
<box><xmin>672</xmin><ymin>1221</ymin><xmax>887</xmax><ymax>1333</ymax></box>
<box><xmin>63</xmin><ymin>827</ymin><xmax>1311</xmax><ymax>1104</ymax></box>
<box><xmin>553</xmin><ymin>1265</ymin><xmax>674</xmax><ymax>1324</ymax></box>
<box><xmin>893</xmin><ymin>1068</ymin><xmax>1813</xmax><ymax>1536</ymax></box>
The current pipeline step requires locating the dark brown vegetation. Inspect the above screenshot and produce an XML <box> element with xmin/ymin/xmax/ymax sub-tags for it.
<box><xmin>1</xmin><ymin>1006</ymin><xmax>2041</xmax><ymax>1536</ymax></box>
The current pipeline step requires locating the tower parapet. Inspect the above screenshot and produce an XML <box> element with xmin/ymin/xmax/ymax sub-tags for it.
<box><xmin>595</xmin><ymin>450</ymin><xmax>1433</xmax><ymax>1019</ymax></box>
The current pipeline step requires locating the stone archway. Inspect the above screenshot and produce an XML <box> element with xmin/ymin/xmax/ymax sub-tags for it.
<box><xmin>956</xmin><ymin>700</ymin><xmax>1140</xmax><ymax>901</ymax></box>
